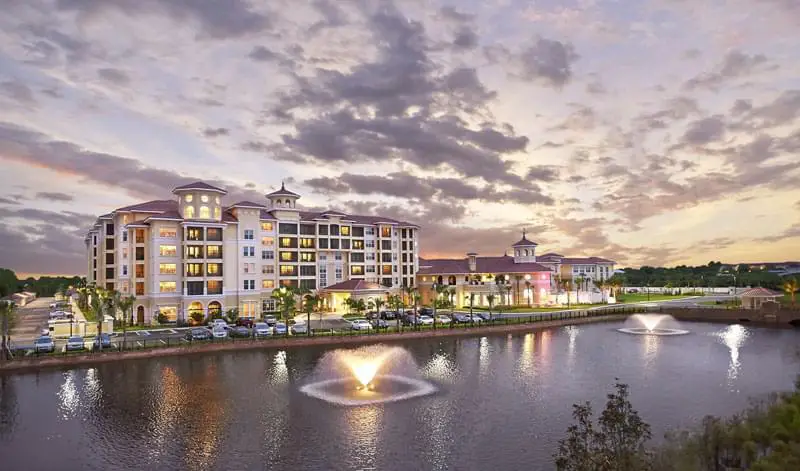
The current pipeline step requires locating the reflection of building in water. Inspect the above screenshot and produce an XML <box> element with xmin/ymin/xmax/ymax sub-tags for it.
<box><xmin>478</xmin><ymin>337</ymin><xmax>490</xmax><ymax>378</ymax></box>
<box><xmin>343</xmin><ymin>404</ymin><xmax>383</xmax><ymax>467</ymax></box>
<box><xmin>517</xmin><ymin>333</ymin><xmax>536</xmax><ymax>376</ymax></box>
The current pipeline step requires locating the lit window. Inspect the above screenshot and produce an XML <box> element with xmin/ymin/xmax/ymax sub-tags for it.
<box><xmin>341</xmin><ymin>226</ymin><xmax>350</xmax><ymax>236</ymax></box>
<box><xmin>213</xmin><ymin>207</ymin><xmax>221</xmax><ymax>219</ymax></box>
<box><xmin>159</xmin><ymin>263</ymin><xmax>177</xmax><ymax>275</ymax></box>
<box><xmin>351</xmin><ymin>266</ymin><xmax>363</xmax><ymax>275</ymax></box>
<box><xmin>262</xmin><ymin>236</ymin><xmax>274</xmax><ymax>246</ymax></box>
<box><xmin>262</xmin><ymin>279</ymin><xmax>275</xmax><ymax>289</ymax></box>
<box><xmin>201</xmin><ymin>195</ymin><xmax>209</xmax><ymax>203</ymax></box>
<box><xmin>185</xmin><ymin>195</ymin><xmax>193</xmax><ymax>203</ymax></box>
<box><xmin>159</xmin><ymin>227</ymin><xmax>177</xmax><ymax>238</ymax></box>
<box><xmin>159</xmin><ymin>281</ymin><xmax>177</xmax><ymax>293</ymax></box>
<box><xmin>280</xmin><ymin>265</ymin><xmax>296</xmax><ymax>275</ymax></box>
<box><xmin>183</xmin><ymin>205</ymin><xmax>195</xmax><ymax>219</ymax></box>
<box><xmin>280</xmin><ymin>252</ymin><xmax>294</xmax><ymax>261</ymax></box>
<box><xmin>159</xmin><ymin>245</ymin><xmax>177</xmax><ymax>256</ymax></box>
<box><xmin>262</xmin><ymin>265</ymin><xmax>275</xmax><ymax>274</ymax></box>
<box><xmin>381</xmin><ymin>226</ymin><xmax>391</xmax><ymax>237</ymax></box>
<box><xmin>261</xmin><ymin>222</ymin><xmax>273</xmax><ymax>231</ymax></box>
<box><xmin>199</xmin><ymin>206</ymin><xmax>210</xmax><ymax>219</ymax></box>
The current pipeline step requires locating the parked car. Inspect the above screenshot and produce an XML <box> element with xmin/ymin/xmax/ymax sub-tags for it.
<box><xmin>185</xmin><ymin>328</ymin><xmax>212</xmax><ymax>341</ymax></box>
<box><xmin>65</xmin><ymin>336</ymin><xmax>85</xmax><ymax>351</ymax></box>
<box><xmin>254</xmin><ymin>322</ymin><xmax>272</xmax><ymax>337</ymax></box>
<box><xmin>49</xmin><ymin>310</ymin><xmax>68</xmax><ymax>319</ymax></box>
<box><xmin>211</xmin><ymin>319</ymin><xmax>228</xmax><ymax>329</ymax></box>
<box><xmin>211</xmin><ymin>326</ymin><xmax>228</xmax><ymax>339</ymax></box>
<box><xmin>34</xmin><ymin>335</ymin><xmax>55</xmax><ymax>353</ymax></box>
<box><xmin>452</xmin><ymin>313</ymin><xmax>471</xmax><ymax>323</ymax></box>
<box><xmin>93</xmin><ymin>333</ymin><xmax>112</xmax><ymax>350</ymax></box>
<box><xmin>351</xmin><ymin>319</ymin><xmax>372</xmax><ymax>331</ymax></box>
<box><xmin>229</xmin><ymin>326</ymin><xmax>251</xmax><ymax>338</ymax></box>
<box><xmin>380</xmin><ymin>310</ymin><xmax>396</xmax><ymax>320</ymax></box>
<box><xmin>273</xmin><ymin>322</ymin><xmax>288</xmax><ymax>335</ymax></box>
<box><xmin>435</xmin><ymin>315</ymin><xmax>451</xmax><ymax>325</ymax></box>
<box><xmin>371</xmin><ymin>318</ymin><xmax>389</xmax><ymax>329</ymax></box>
<box><xmin>236</xmin><ymin>318</ymin><xmax>255</xmax><ymax>328</ymax></box>
<box><xmin>291</xmin><ymin>323</ymin><xmax>308</xmax><ymax>335</ymax></box>
<box><xmin>40</xmin><ymin>328</ymin><xmax>51</xmax><ymax>336</ymax></box>
<box><xmin>264</xmin><ymin>315</ymin><xmax>278</xmax><ymax>326</ymax></box>
<box><xmin>418</xmin><ymin>315</ymin><xmax>434</xmax><ymax>325</ymax></box>
<box><xmin>402</xmin><ymin>313</ymin><xmax>421</xmax><ymax>326</ymax></box>
<box><xmin>419</xmin><ymin>307</ymin><xmax>434</xmax><ymax>316</ymax></box>
<box><xmin>477</xmin><ymin>312</ymin><xmax>493</xmax><ymax>322</ymax></box>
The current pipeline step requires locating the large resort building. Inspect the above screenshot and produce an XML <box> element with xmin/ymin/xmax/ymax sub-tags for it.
<box><xmin>416</xmin><ymin>233</ymin><xmax>615</xmax><ymax>308</ymax></box>
<box><xmin>85</xmin><ymin>182</ymin><xmax>419</xmax><ymax>324</ymax></box>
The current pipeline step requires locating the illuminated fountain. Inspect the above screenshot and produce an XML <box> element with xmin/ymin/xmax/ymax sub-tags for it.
<box><xmin>299</xmin><ymin>345</ymin><xmax>437</xmax><ymax>406</ymax></box>
<box><xmin>617</xmin><ymin>314</ymin><xmax>690</xmax><ymax>336</ymax></box>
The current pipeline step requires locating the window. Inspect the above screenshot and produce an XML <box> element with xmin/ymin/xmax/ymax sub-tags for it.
<box><xmin>187</xmin><ymin>281</ymin><xmax>204</xmax><ymax>296</ymax></box>
<box><xmin>341</xmin><ymin>226</ymin><xmax>350</xmax><ymax>236</ymax></box>
<box><xmin>262</xmin><ymin>265</ymin><xmax>274</xmax><ymax>274</ymax></box>
<box><xmin>382</xmin><ymin>253</ymin><xmax>392</xmax><ymax>263</ymax></box>
<box><xmin>135</xmin><ymin>282</ymin><xmax>144</xmax><ymax>295</ymax></box>
<box><xmin>330</xmin><ymin>239</ymin><xmax>340</xmax><ymax>249</ymax></box>
<box><xmin>207</xmin><ymin>263</ymin><xmax>223</xmax><ymax>276</ymax></box>
<box><xmin>122</xmin><ymin>230</ymin><xmax>128</xmax><ymax>242</ymax></box>
<box><xmin>280</xmin><ymin>279</ymin><xmax>298</xmax><ymax>288</ymax></box>
<box><xmin>365</xmin><ymin>227</ymin><xmax>375</xmax><ymax>236</ymax></box>
<box><xmin>299</xmin><ymin>238</ymin><xmax>315</xmax><ymax>249</ymax></box>
<box><xmin>106</xmin><ymin>253</ymin><xmax>115</xmax><ymax>265</ymax></box>
<box><xmin>159</xmin><ymin>227</ymin><xmax>177</xmax><ymax>238</ymax></box>
<box><xmin>319</xmin><ymin>254</ymin><xmax>328</xmax><ymax>261</ymax></box>
<box><xmin>366</xmin><ymin>253</ymin><xmax>375</xmax><ymax>261</ymax></box>
<box><xmin>381</xmin><ymin>240</ymin><xmax>392</xmax><ymax>250</ymax></box>
<box><xmin>105</xmin><ymin>268</ymin><xmax>114</xmax><ymax>279</ymax></box>
<box><xmin>262</xmin><ymin>279</ymin><xmax>274</xmax><ymax>289</ymax></box>
<box><xmin>199</xmin><ymin>206</ymin><xmax>210</xmax><ymax>219</ymax></box>
<box><xmin>381</xmin><ymin>226</ymin><xmax>391</xmax><ymax>237</ymax></box>
<box><xmin>351</xmin><ymin>253</ymin><xmax>365</xmax><ymax>263</ymax></box>
<box><xmin>158</xmin><ymin>306</ymin><xmax>177</xmax><ymax>322</ymax></box>
<box><xmin>244</xmin><ymin>229</ymin><xmax>254</xmax><ymax>240</ymax></box>
<box><xmin>381</xmin><ymin>278</ymin><xmax>392</xmax><ymax>288</ymax></box>
<box><xmin>334</xmin><ymin>252</ymin><xmax>343</xmax><ymax>261</ymax></box>
<box><xmin>261</xmin><ymin>222</ymin><xmax>274</xmax><ymax>231</ymax></box>
<box><xmin>106</xmin><ymin>238</ymin><xmax>115</xmax><ymax>250</ymax></box>
<box><xmin>262</xmin><ymin>250</ymin><xmax>275</xmax><ymax>260</ymax></box>
<box><xmin>207</xmin><ymin>228</ymin><xmax>222</xmax><ymax>241</ymax></box>
<box><xmin>184</xmin><ymin>206</ymin><xmax>195</xmax><ymax>219</ymax></box>
<box><xmin>240</xmin><ymin>301</ymin><xmax>259</xmax><ymax>319</ymax></box>
<box><xmin>280</xmin><ymin>265</ymin><xmax>297</xmax><ymax>276</ymax></box>
<box><xmin>366</xmin><ymin>265</ymin><xmax>376</xmax><ymax>273</ymax></box>
<box><xmin>318</xmin><ymin>239</ymin><xmax>329</xmax><ymax>249</ymax></box>
<box><xmin>201</xmin><ymin>195</ymin><xmax>209</xmax><ymax>203</ymax></box>
<box><xmin>206</xmin><ymin>245</ymin><xmax>222</xmax><ymax>258</ymax></box>
<box><xmin>135</xmin><ymin>264</ymin><xmax>145</xmax><ymax>278</ymax></box>
<box><xmin>186</xmin><ymin>245</ymin><xmax>202</xmax><ymax>259</ymax></box>
<box><xmin>351</xmin><ymin>266</ymin><xmax>363</xmax><ymax>275</ymax></box>
<box><xmin>365</xmin><ymin>240</ymin><xmax>375</xmax><ymax>249</ymax></box>
<box><xmin>318</xmin><ymin>225</ymin><xmax>328</xmax><ymax>235</ymax></box>
<box><xmin>213</xmin><ymin>207</ymin><xmax>221</xmax><ymax>219</ymax></box>
<box><xmin>243</xmin><ymin>280</ymin><xmax>255</xmax><ymax>290</ymax></box>
<box><xmin>159</xmin><ymin>281</ymin><xmax>177</xmax><ymax>293</ymax></box>
<box><xmin>280</xmin><ymin>251</ymin><xmax>298</xmax><ymax>262</ymax></box>
<box><xmin>262</xmin><ymin>236</ymin><xmax>274</xmax><ymax>247</ymax></box>
<box><xmin>352</xmin><ymin>227</ymin><xmax>364</xmax><ymax>237</ymax></box>
<box><xmin>300</xmin><ymin>252</ymin><xmax>316</xmax><ymax>262</ymax></box>
<box><xmin>185</xmin><ymin>195</ymin><xmax>193</xmax><ymax>203</ymax></box>
<box><xmin>279</xmin><ymin>237</ymin><xmax>297</xmax><ymax>248</ymax></box>
<box><xmin>135</xmin><ymin>229</ymin><xmax>145</xmax><ymax>243</ymax></box>
<box><xmin>342</xmin><ymin>240</ymin><xmax>350</xmax><ymax>250</ymax></box>
<box><xmin>262</xmin><ymin>299</ymin><xmax>276</xmax><ymax>312</ymax></box>
<box><xmin>300</xmin><ymin>265</ymin><xmax>316</xmax><ymax>276</ymax></box>
<box><xmin>279</xmin><ymin>223</ymin><xmax>298</xmax><ymax>235</ymax></box>
<box><xmin>330</xmin><ymin>224</ymin><xmax>340</xmax><ymax>236</ymax></box>
<box><xmin>300</xmin><ymin>279</ymin><xmax>316</xmax><ymax>290</ymax></box>
<box><xmin>335</xmin><ymin>267</ymin><xmax>343</xmax><ymax>280</ymax></box>
<box><xmin>106</xmin><ymin>223</ymin><xmax>115</xmax><ymax>236</ymax></box>
<box><xmin>159</xmin><ymin>263</ymin><xmax>177</xmax><ymax>275</ymax></box>
<box><xmin>300</xmin><ymin>224</ymin><xmax>316</xmax><ymax>235</ymax></box>
<box><xmin>207</xmin><ymin>280</ymin><xmax>222</xmax><ymax>295</ymax></box>
<box><xmin>401</xmin><ymin>228</ymin><xmax>407</xmax><ymax>238</ymax></box>
<box><xmin>136</xmin><ymin>247</ymin><xmax>146</xmax><ymax>260</ymax></box>
<box><xmin>122</xmin><ymin>265</ymin><xmax>128</xmax><ymax>276</ymax></box>
<box><xmin>382</xmin><ymin>265</ymin><xmax>392</xmax><ymax>275</ymax></box>
<box><xmin>187</xmin><ymin>227</ymin><xmax>203</xmax><ymax>241</ymax></box>
<box><xmin>352</xmin><ymin>240</ymin><xmax>364</xmax><ymax>250</ymax></box>
<box><xmin>186</xmin><ymin>263</ymin><xmax>203</xmax><ymax>276</ymax></box>
<box><xmin>243</xmin><ymin>246</ymin><xmax>255</xmax><ymax>257</ymax></box>
<box><xmin>243</xmin><ymin>263</ymin><xmax>256</xmax><ymax>274</ymax></box>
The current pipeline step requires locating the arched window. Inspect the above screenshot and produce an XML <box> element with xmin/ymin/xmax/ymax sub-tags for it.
<box><xmin>199</xmin><ymin>206</ymin><xmax>210</xmax><ymax>219</ymax></box>
<box><xmin>201</xmin><ymin>195</ymin><xmax>209</xmax><ymax>203</ymax></box>
<box><xmin>185</xmin><ymin>195</ymin><xmax>193</xmax><ymax>203</ymax></box>
<box><xmin>448</xmin><ymin>275</ymin><xmax>456</xmax><ymax>285</ymax></box>
<box><xmin>515</xmin><ymin>250</ymin><xmax>520</xmax><ymax>257</ymax></box>
<box><xmin>524</xmin><ymin>249</ymin><xmax>529</xmax><ymax>256</ymax></box>
<box><xmin>213</xmin><ymin>207</ymin><xmax>221</xmax><ymax>219</ymax></box>
<box><xmin>215</xmin><ymin>196</ymin><xmax>221</xmax><ymax>204</ymax></box>
<box><xmin>437</xmin><ymin>275</ymin><xmax>443</xmax><ymax>285</ymax></box>
<box><xmin>183</xmin><ymin>205</ymin><xmax>195</xmax><ymax>219</ymax></box>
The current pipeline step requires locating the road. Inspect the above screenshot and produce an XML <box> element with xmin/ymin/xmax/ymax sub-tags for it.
<box><xmin>10</xmin><ymin>297</ymin><xmax>54</xmax><ymax>344</ymax></box>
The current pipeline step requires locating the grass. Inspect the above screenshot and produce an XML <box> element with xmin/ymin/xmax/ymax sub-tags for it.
<box><xmin>615</xmin><ymin>293</ymin><xmax>699</xmax><ymax>303</ymax></box>
<box><xmin>341</xmin><ymin>313</ymin><xmax>363</xmax><ymax>320</ymax></box>
<box><xmin>464</xmin><ymin>305</ymin><xmax>599</xmax><ymax>313</ymax></box>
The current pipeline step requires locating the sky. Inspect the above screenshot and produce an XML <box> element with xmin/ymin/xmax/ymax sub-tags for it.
<box><xmin>0</xmin><ymin>0</ymin><xmax>799</xmax><ymax>277</ymax></box>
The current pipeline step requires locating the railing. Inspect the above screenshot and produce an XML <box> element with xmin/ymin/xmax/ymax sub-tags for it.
<box><xmin>5</xmin><ymin>306</ymin><xmax>650</xmax><ymax>363</ymax></box>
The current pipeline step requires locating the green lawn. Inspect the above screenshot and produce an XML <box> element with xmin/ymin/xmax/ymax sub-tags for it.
<box><xmin>615</xmin><ymin>293</ymin><xmax>699</xmax><ymax>303</ymax></box>
<box><xmin>462</xmin><ymin>305</ymin><xmax>596</xmax><ymax>313</ymax></box>
<box><xmin>342</xmin><ymin>313</ymin><xmax>363</xmax><ymax>320</ymax></box>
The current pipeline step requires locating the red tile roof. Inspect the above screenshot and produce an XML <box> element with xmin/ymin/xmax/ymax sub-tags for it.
<box><xmin>559</xmin><ymin>256</ymin><xmax>615</xmax><ymax>264</ymax></box>
<box><xmin>418</xmin><ymin>255</ymin><xmax>552</xmax><ymax>275</ymax></box>
<box><xmin>172</xmin><ymin>181</ymin><xmax>227</xmax><ymax>194</ymax></box>
<box><xmin>739</xmin><ymin>287</ymin><xmax>781</xmax><ymax>298</ymax></box>
<box><xmin>144</xmin><ymin>210</ymin><xmax>183</xmax><ymax>221</ymax></box>
<box><xmin>116</xmin><ymin>199</ymin><xmax>178</xmax><ymax>213</ymax></box>
<box><xmin>322</xmin><ymin>280</ymin><xmax>387</xmax><ymax>291</ymax></box>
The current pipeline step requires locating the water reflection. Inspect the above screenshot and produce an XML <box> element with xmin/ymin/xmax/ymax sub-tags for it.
<box><xmin>57</xmin><ymin>371</ymin><xmax>79</xmax><ymax>419</ymax></box>
<box><xmin>517</xmin><ymin>333</ymin><xmax>535</xmax><ymax>376</ymax></box>
<box><xmin>344</xmin><ymin>405</ymin><xmax>383</xmax><ymax>468</ymax></box>
<box><xmin>642</xmin><ymin>334</ymin><xmax>660</xmax><ymax>370</ymax></box>
<box><xmin>478</xmin><ymin>337</ymin><xmax>490</xmax><ymax>379</ymax></box>
<box><xmin>423</xmin><ymin>351</ymin><xmax>458</xmax><ymax>384</ymax></box>
<box><xmin>564</xmin><ymin>326</ymin><xmax>579</xmax><ymax>369</ymax></box>
<box><xmin>271</xmin><ymin>350</ymin><xmax>289</xmax><ymax>385</ymax></box>
<box><xmin>714</xmin><ymin>325</ymin><xmax>749</xmax><ymax>385</ymax></box>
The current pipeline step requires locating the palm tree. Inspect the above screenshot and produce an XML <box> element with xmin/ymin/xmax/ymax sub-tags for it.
<box><xmin>389</xmin><ymin>295</ymin><xmax>403</xmax><ymax>330</ymax></box>
<box><xmin>354</xmin><ymin>299</ymin><xmax>367</xmax><ymax>317</ymax></box>
<box><xmin>783</xmin><ymin>278</ymin><xmax>798</xmax><ymax>306</ymax></box>
<box><xmin>342</xmin><ymin>297</ymin><xmax>354</xmax><ymax>315</ymax></box>
<box><xmin>524</xmin><ymin>280</ymin><xmax>532</xmax><ymax>307</ymax></box>
<box><xmin>468</xmin><ymin>293</ymin><xmax>475</xmax><ymax>323</ymax></box>
<box><xmin>433</xmin><ymin>284</ymin><xmax>449</xmax><ymax>329</ymax></box>
<box><xmin>116</xmin><ymin>294</ymin><xmax>136</xmax><ymax>350</ymax></box>
<box><xmin>486</xmin><ymin>294</ymin><xmax>496</xmax><ymax>321</ymax></box>
<box><xmin>595</xmin><ymin>279</ymin><xmax>608</xmax><ymax>303</ymax></box>
<box><xmin>446</xmin><ymin>287</ymin><xmax>456</xmax><ymax>313</ymax></box>
<box><xmin>562</xmin><ymin>279</ymin><xmax>574</xmax><ymax>308</ymax></box>
<box><xmin>574</xmin><ymin>276</ymin><xmax>584</xmax><ymax>305</ymax></box>
<box><xmin>412</xmin><ymin>290</ymin><xmax>421</xmax><ymax>327</ymax></box>
<box><xmin>89</xmin><ymin>287</ymin><xmax>110</xmax><ymax>341</ymax></box>
<box><xmin>271</xmin><ymin>288</ymin><xmax>297</xmax><ymax>336</ymax></box>
<box><xmin>0</xmin><ymin>300</ymin><xmax>16</xmax><ymax>361</ymax></box>
<box><xmin>303</xmin><ymin>293</ymin><xmax>322</xmax><ymax>336</ymax></box>
<box><xmin>514</xmin><ymin>275</ymin><xmax>523</xmax><ymax>306</ymax></box>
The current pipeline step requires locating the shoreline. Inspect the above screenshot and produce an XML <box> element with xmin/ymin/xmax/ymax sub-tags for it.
<box><xmin>0</xmin><ymin>314</ymin><xmax>626</xmax><ymax>375</ymax></box>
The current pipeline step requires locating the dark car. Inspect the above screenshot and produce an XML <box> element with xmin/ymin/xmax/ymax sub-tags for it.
<box><xmin>93</xmin><ymin>333</ymin><xmax>112</xmax><ymax>350</ymax></box>
<box><xmin>380</xmin><ymin>310</ymin><xmax>396</xmax><ymax>320</ymax></box>
<box><xmin>230</xmin><ymin>326</ymin><xmax>251</xmax><ymax>338</ymax></box>
<box><xmin>236</xmin><ymin>318</ymin><xmax>255</xmax><ymax>328</ymax></box>
<box><xmin>371</xmin><ymin>318</ymin><xmax>389</xmax><ymax>329</ymax></box>
<box><xmin>402</xmin><ymin>313</ymin><xmax>421</xmax><ymax>326</ymax></box>
<box><xmin>452</xmin><ymin>313</ymin><xmax>471</xmax><ymax>323</ymax></box>
<box><xmin>185</xmin><ymin>328</ymin><xmax>212</xmax><ymax>341</ymax></box>
<box><xmin>477</xmin><ymin>312</ymin><xmax>493</xmax><ymax>322</ymax></box>
<box><xmin>419</xmin><ymin>307</ymin><xmax>434</xmax><ymax>316</ymax></box>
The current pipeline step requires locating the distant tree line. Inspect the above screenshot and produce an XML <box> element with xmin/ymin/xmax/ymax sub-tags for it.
<box><xmin>614</xmin><ymin>262</ymin><xmax>785</xmax><ymax>290</ymax></box>
<box><xmin>0</xmin><ymin>268</ymin><xmax>82</xmax><ymax>298</ymax></box>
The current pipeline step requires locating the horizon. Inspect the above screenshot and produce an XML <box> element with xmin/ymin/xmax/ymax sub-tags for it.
<box><xmin>1</xmin><ymin>0</ymin><xmax>799</xmax><ymax>276</ymax></box>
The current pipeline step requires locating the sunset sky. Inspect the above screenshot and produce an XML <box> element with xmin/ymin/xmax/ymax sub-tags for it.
<box><xmin>1</xmin><ymin>0</ymin><xmax>799</xmax><ymax>277</ymax></box>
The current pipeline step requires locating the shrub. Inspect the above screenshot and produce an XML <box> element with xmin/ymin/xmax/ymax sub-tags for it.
<box><xmin>190</xmin><ymin>310</ymin><xmax>204</xmax><ymax>324</ymax></box>
<box><xmin>156</xmin><ymin>312</ymin><xmax>169</xmax><ymax>324</ymax></box>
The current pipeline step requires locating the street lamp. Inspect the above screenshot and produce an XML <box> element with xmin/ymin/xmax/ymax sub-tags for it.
<box><xmin>431</xmin><ymin>283</ymin><xmax>437</xmax><ymax>329</ymax></box>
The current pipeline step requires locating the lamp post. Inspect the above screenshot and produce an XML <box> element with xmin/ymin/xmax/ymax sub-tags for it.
<box><xmin>431</xmin><ymin>282</ymin><xmax>437</xmax><ymax>330</ymax></box>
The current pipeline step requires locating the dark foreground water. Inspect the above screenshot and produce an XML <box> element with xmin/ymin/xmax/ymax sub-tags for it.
<box><xmin>1</xmin><ymin>321</ymin><xmax>799</xmax><ymax>471</ymax></box>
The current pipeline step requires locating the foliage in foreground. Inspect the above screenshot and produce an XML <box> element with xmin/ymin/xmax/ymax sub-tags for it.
<box><xmin>556</xmin><ymin>378</ymin><xmax>800</xmax><ymax>470</ymax></box>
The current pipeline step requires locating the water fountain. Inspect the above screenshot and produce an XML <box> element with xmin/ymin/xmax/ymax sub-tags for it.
<box><xmin>299</xmin><ymin>345</ymin><xmax>437</xmax><ymax>406</ymax></box>
<box><xmin>617</xmin><ymin>313</ymin><xmax>690</xmax><ymax>336</ymax></box>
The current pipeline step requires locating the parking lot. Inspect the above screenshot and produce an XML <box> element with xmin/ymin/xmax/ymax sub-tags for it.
<box><xmin>10</xmin><ymin>297</ymin><xmax>54</xmax><ymax>344</ymax></box>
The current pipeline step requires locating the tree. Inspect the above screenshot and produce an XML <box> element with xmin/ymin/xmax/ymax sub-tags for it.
<box><xmin>596</xmin><ymin>279</ymin><xmax>608</xmax><ymax>303</ymax></box>
<box><xmin>446</xmin><ymin>287</ymin><xmax>456</xmax><ymax>312</ymax></box>
<box><xmin>515</xmin><ymin>274</ymin><xmax>524</xmax><ymax>306</ymax></box>
<box><xmin>563</xmin><ymin>279</ymin><xmax>574</xmax><ymax>308</ymax></box>
<box><xmin>224</xmin><ymin>308</ymin><xmax>239</xmax><ymax>325</ymax></box>
<box><xmin>412</xmin><ymin>290</ymin><xmax>421</xmax><ymax>327</ymax></box>
<box><xmin>0</xmin><ymin>300</ymin><xmax>16</xmax><ymax>361</ymax></box>
<box><xmin>524</xmin><ymin>280</ymin><xmax>532</xmax><ymax>307</ymax></box>
<box><xmin>89</xmin><ymin>287</ymin><xmax>108</xmax><ymax>338</ymax></box>
<box><xmin>783</xmin><ymin>278</ymin><xmax>798</xmax><ymax>306</ymax></box>
<box><xmin>468</xmin><ymin>293</ymin><xmax>476</xmax><ymax>323</ymax></box>
<box><xmin>354</xmin><ymin>299</ymin><xmax>366</xmax><ymax>317</ymax></box>
<box><xmin>271</xmin><ymin>288</ymin><xmax>296</xmax><ymax>336</ymax></box>
<box><xmin>575</xmin><ymin>276</ymin><xmax>585</xmax><ymax>305</ymax></box>
<box><xmin>342</xmin><ymin>297</ymin><xmax>354</xmax><ymax>315</ymax></box>
<box><xmin>303</xmin><ymin>293</ymin><xmax>322</xmax><ymax>336</ymax></box>
<box><xmin>554</xmin><ymin>382</ymin><xmax>651</xmax><ymax>471</ymax></box>
<box><xmin>486</xmin><ymin>294</ymin><xmax>495</xmax><ymax>321</ymax></box>
<box><xmin>116</xmin><ymin>294</ymin><xmax>136</xmax><ymax>350</ymax></box>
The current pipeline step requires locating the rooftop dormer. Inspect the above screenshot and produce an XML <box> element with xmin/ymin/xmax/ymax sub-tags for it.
<box><xmin>266</xmin><ymin>182</ymin><xmax>300</xmax><ymax>210</ymax></box>
<box><xmin>172</xmin><ymin>181</ymin><xmax>227</xmax><ymax>221</ymax></box>
<box><xmin>511</xmin><ymin>229</ymin><xmax>538</xmax><ymax>264</ymax></box>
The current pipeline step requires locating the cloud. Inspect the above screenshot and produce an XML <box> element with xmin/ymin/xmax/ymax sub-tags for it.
<box><xmin>248</xmin><ymin>45</ymin><xmax>281</xmax><ymax>62</ymax></box>
<box><xmin>525</xmin><ymin>165</ymin><xmax>560</xmax><ymax>182</ymax></box>
<box><xmin>55</xmin><ymin>0</ymin><xmax>271</xmax><ymax>39</ymax></box>
<box><xmin>0</xmin><ymin>81</ymin><xmax>37</xmax><ymax>106</ymax></box>
<box><xmin>97</xmin><ymin>67</ymin><xmax>130</xmax><ymax>85</ymax></box>
<box><xmin>514</xmin><ymin>37</ymin><xmax>579</xmax><ymax>87</ymax></box>
<box><xmin>0</xmin><ymin>197</ymin><xmax>21</xmax><ymax>205</ymax></box>
<box><xmin>683</xmin><ymin>50</ymin><xmax>769</xmax><ymax>91</ymax></box>
<box><xmin>36</xmin><ymin>191</ymin><xmax>74</xmax><ymax>202</ymax></box>
<box><xmin>551</xmin><ymin>105</ymin><xmax>597</xmax><ymax>131</ymax></box>
<box><xmin>680</xmin><ymin>115</ymin><xmax>726</xmax><ymax>146</ymax></box>
<box><xmin>0</xmin><ymin>223</ymin><xmax>86</xmax><ymax>275</ymax></box>
<box><xmin>756</xmin><ymin>223</ymin><xmax>800</xmax><ymax>243</ymax></box>
<box><xmin>202</xmin><ymin>127</ymin><xmax>229</xmax><ymax>138</ymax></box>
<box><xmin>738</xmin><ymin>90</ymin><xmax>800</xmax><ymax>129</ymax></box>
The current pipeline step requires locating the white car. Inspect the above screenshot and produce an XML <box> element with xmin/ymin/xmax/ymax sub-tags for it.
<box><xmin>211</xmin><ymin>326</ymin><xmax>228</xmax><ymax>339</ymax></box>
<box><xmin>418</xmin><ymin>315</ymin><xmax>434</xmax><ymax>325</ymax></box>
<box><xmin>350</xmin><ymin>319</ymin><xmax>372</xmax><ymax>331</ymax></box>
<box><xmin>211</xmin><ymin>319</ymin><xmax>228</xmax><ymax>329</ymax></box>
<box><xmin>254</xmin><ymin>322</ymin><xmax>272</xmax><ymax>337</ymax></box>
<box><xmin>49</xmin><ymin>310</ymin><xmax>68</xmax><ymax>319</ymax></box>
<box><xmin>435</xmin><ymin>315</ymin><xmax>451</xmax><ymax>324</ymax></box>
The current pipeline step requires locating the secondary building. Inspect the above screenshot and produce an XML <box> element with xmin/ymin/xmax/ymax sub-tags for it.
<box><xmin>416</xmin><ymin>233</ymin><xmax>615</xmax><ymax>307</ymax></box>
<box><xmin>85</xmin><ymin>182</ymin><xmax>419</xmax><ymax>324</ymax></box>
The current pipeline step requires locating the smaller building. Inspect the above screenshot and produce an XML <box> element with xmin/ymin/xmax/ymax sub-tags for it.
<box><xmin>9</xmin><ymin>291</ymin><xmax>37</xmax><ymax>306</ymax></box>
<box><xmin>320</xmin><ymin>279</ymin><xmax>391</xmax><ymax>313</ymax></box>
<box><xmin>739</xmin><ymin>287</ymin><xmax>782</xmax><ymax>310</ymax></box>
